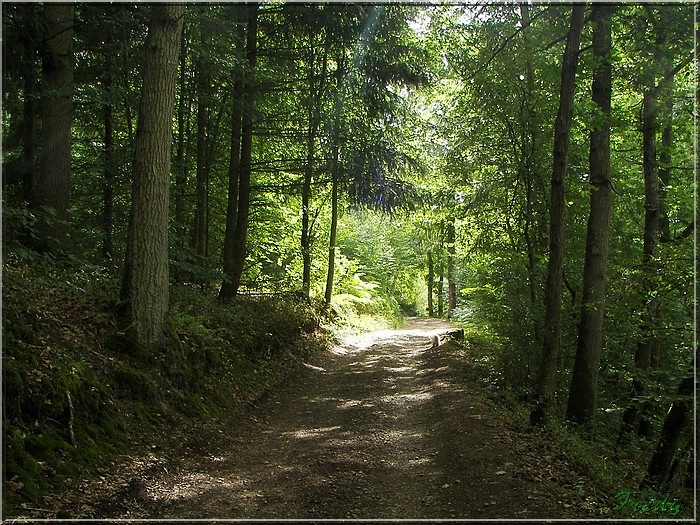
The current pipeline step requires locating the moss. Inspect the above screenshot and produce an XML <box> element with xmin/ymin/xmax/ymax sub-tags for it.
<box><xmin>113</xmin><ymin>367</ymin><xmax>158</xmax><ymax>402</ymax></box>
<box><xmin>3</xmin><ymin>363</ymin><xmax>25</xmax><ymax>422</ymax></box>
<box><xmin>3</xmin><ymin>261</ymin><xmax>328</xmax><ymax>518</ymax></box>
<box><xmin>177</xmin><ymin>393</ymin><xmax>222</xmax><ymax>420</ymax></box>
<box><xmin>4</xmin><ymin>445</ymin><xmax>45</xmax><ymax>502</ymax></box>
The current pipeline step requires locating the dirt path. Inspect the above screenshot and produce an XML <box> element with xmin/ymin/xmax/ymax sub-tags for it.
<box><xmin>51</xmin><ymin>318</ymin><xmax>603</xmax><ymax>520</ymax></box>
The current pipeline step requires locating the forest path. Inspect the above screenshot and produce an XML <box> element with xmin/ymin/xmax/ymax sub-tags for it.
<box><xmin>67</xmin><ymin>318</ymin><xmax>600</xmax><ymax>519</ymax></box>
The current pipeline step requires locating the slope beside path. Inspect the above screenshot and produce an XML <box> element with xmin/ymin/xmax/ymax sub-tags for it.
<box><xmin>42</xmin><ymin>318</ymin><xmax>604</xmax><ymax>519</ymax></box>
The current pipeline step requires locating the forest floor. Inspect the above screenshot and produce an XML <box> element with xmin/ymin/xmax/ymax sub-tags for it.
<box><xmin>37</xmin><ymin>318</ymin><xmax>617</xmax><ymax>520</ymax></box>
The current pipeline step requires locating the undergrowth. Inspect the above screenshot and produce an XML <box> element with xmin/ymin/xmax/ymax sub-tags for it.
<box><xmin>2</xmin><ymin>257</ymin><xmax>329</xmax><ymax>517</ymax></box>
<box><xmin>455</xmin><ymin>327</ymin><xmax>694</xmax><ymax>519</ymax></box>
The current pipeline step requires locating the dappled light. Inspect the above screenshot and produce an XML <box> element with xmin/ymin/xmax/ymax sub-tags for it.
<box><xmin>2</xmin><ymin>1</ymin><xmax>694</xmax><ymax>520</ymax></box>
<box><xmin>49</xmin><ymin>318</ymin><xmax>605</xmax><ymax>520</ymax></box>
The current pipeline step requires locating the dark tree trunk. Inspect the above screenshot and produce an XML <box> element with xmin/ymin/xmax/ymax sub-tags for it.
<box><xmin>301</xmin><ymin>41</ymin><xmax>328</xmax><ymax>299</ymax></box>
<box><xmin>530</xmin><ymin>4</ymin><xmax>585</xmax><ymax>425</ymax></box>
<box><xmin>446</xmin><ymin>218</ymin><xmax>456</xmax><ymax>318</ymax></box>
<box><xmin>658</xmin><ymin>91</ymin><xmax>673</xmax><ymax>244</ymax></box>
<box><xmin>102</xmin><ymin>60</ymin><xmax>115</xmax><ymax>263</ymax></box>
<box><xmin>323</xmin><ymin>147</ymin><xmax>339</xmax><ymax>305</ymax></box>
<box><xmin>437</xmin><ymin>257</ymin><xmax>444</xmax><ymax>318</ymax></box>
<box><xmin>566</xmin><ymin>4</ymin><xmax>613</xmax><ymax>426</ymax></box>
<box><xmin>324</xmin><ymin>53</ymin><xmax>346</xmax><ymax>306</ymax></box>
<box><xmin>226</xmin><ymin>3</ymin><xmax>259</xmax><ymax>296</ymax></box>
<box><xmin>640</xmin><ymin>361</ymin><xmax>695</xmax><ymax>490</ymax></box>
<box><xmin>192</xmin><ymin>36</ymin><xmax>211</xmax><ymax>263</ymax></box>
<box><xmin>301</xmin><ymin>46</ymin><xmax>316</xmax><ymax>299</ymax></box>
<box><xmin>174</xmin><ymin>25</ymin><xmax>189</xmax><ymax>250</ymax></box>
<box><xmin>20</xmin><ymin>5</ymin><xmax>39</xmax><ymax>206</ymax></box>
<box><xmin>426</xmin><ymin>251</ymin><xmax>434</xmax><ymax>317</ymax></box>
<box><xmin>122</xmin><ymin>3</ymin><xmax>184</xmax><ymax>348</ymax></box>
<box><xmin>620</xmin><ymin>9</ymin><xmax>674</xmax><ymax>438</ymax></box>
<box><xmin>519</xmin><ymin>2</ymin><xmax>542</xmax><ymax>344</ymax></box>
<box><xmin>220</xmin><ymin>10</ymin><xmax>247</xmax><ymax>300</ymax></box>
<box><xmin>35</xmin><ymin>2</ymin><xmax>74</xmax><ymax>252</ymax></box>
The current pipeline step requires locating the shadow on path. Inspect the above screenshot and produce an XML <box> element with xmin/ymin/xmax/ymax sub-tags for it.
<box><xmin>62</xmin><ymin>318</ymin><xmax>599</xmax><ymax>519</ymax></box>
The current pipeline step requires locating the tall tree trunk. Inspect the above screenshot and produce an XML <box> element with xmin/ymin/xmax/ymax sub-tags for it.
<box><xmin>122</xmin><ymin>3</ymin><xmax>184</xmax><ymax>348</ymax></box>
<box><xmin>192</xmin><ymin>37</ymin><xmax>211</xmax><ymax>263</ymax></box>
<box><xmin>324</xmin><ymin>54</ymin><xmax>346</xmax><ymax>306</ymax></box>
<box><xmin>219</xmin><ymin>13</ymin><xmax>247</xmax><ymax>301</ymax></box>
<box><xmin>620</xmin><ymin>86</ymin><xmax>661</xmax><ymax>437</ymax></box>
<box><xmin>20</xmin><ymin>4</ymin><xmax>38</xmax><ymax>207</ymax></box>
<box><xmin>658</xmin><ymin>89</ymin><xmax>673</xmax><ymax>245</ymax></box>
<box><xmin>640</xmin><ymin>352</ymin><xmax>695</xmax><ymax>490</ymax></box>
<box><xmin>324</xmin><ymin>149</ymin><xmax>339</xmax><ymax>305</ymax></box>
<box><xmin>121</xmin><ymin>5</ymin><xmax>135</xmax><ymax>150</ymax></box>
<box><xmin>519</xmin><ymin>2</ymin><xmax>541</xmax><ymax>344</ymax></box>
<box><xmin>102</xmin><ymin>60</ymin><xmax>115</xmax><ymax>263</ymax></box>
<box><xmin>35</xmin><ymin>3</ymin><xmax>74</xmax><ymax>252</ymax></box>
<box><xmin>620</xmin><ymin>9</ymin><xmax>676</xmax><ymax>438</ymax></box>
<box><xmin>566</xmin><ymin>4</ymin><xmax>614</xmax><ymax>426</ymax></box>
<box><xmin>227</xmin><ymin>3</ymin><xmax>259</xmax><ymax>296</ymax></box>
<box><xmin>301</xmin><ymin>44</ymin><xmax>316</xmax><ymax>299</ymax></box>
<box><xmin>174</xmin><ymin>25</ymin><xmax>189</xmax><ymax>251</ymax></box>
<box><xmin>427</xmin><ymin>250</ymin><xmax>434</xmax><ymax>317</ymax></box>
<box><xmin>301</xmin><ymin>41</ymin><xmax>328</xmax><ymax>299</ymax></box>
<box><xmin>446</xmin><ymin>218</ymin><xmax>457</xmax><ymax>317</ymax></box>
<box><xmin>530</xmin><ymin>4</ymin><xmax>585</xmax><ymax>425</ymax></box>
<box><xmin>437</xmin><ymin>263</ymin><xmax>444</xmax><ymax>318</ymax></box>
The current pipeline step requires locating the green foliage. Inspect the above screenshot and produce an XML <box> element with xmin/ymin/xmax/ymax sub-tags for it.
<box><xmin>2</xmin><ymin>0</ymin><xmax>695</xmax><ymax>513</ymax></box>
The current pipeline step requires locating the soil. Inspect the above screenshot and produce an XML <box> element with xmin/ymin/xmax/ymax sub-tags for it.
<box><xmin>37</xmin><ymin>318</ymin><xmax>607</xmax><ymax>520</ymax></box>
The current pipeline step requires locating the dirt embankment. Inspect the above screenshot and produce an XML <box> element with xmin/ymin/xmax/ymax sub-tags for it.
<box><xmin>38</xmin><ymin>318</ymin><xmax>610</xmax><ymax>520</ymax></box>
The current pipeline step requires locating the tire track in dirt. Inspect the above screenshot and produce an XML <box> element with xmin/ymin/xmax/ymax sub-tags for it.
<box><xmin>66</xmin><ymin>318</ymin><xmax>596</xmax><ymax>519</ymax></box>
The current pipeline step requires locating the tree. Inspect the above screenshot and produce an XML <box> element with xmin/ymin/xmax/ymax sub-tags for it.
<box><xmin>301</xmin><ymin>26</ymin><xmax>328</xmax><ymax>299</ymax></box>
<box><xmin>324</xmin><ymin>53</ymin><xmax>347</xmax><ymax>305</ymax></box>
<box><xmin>620</xmin><ymin>5</ymin><xmax>694</xmax><ymax>438</ymax></box>
<box><xmin>530</xmin><ymin>4</ymin><xmax>586</xmax><ymax>425</ymax></box>
<box><xmin>34</xmin><ymin>3</ymin><xmax>74</xmax><ymax>252</ymax></box>
<box><xmin>121</xmin><ymin>3</ymin><xmax>185</xmax><ymax>347</ymax></box>
<box><xmin>640</xmin><ymin>349</ymin><xmax>696</xmax><ymax>490</ymax></box>
<box><xmin>565</xmin><ymin>4</ymin><xmax>614</xmax><ymax>426</ymax></box>
<box><xmin>219</xmin><ymin>2</ymin><xmax>259</xmax><ymax>298</ymax></box>
<box><xmin>219</xmin><ymin>6</ymin><xmax>247</xmax><ymax>300</ymax></box>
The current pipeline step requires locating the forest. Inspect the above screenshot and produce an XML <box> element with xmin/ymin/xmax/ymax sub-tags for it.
<box><xmin>1</xmin><ymin>1</ymin><xmax>696</xmax><ymax>520</ymax></box>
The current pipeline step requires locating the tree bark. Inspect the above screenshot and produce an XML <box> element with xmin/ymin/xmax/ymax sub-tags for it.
<box><xmin>426</xmin><ymin>251</ymin><xmax>434</xmax><ymax>317</ymax></box>
<box><xmin>220</xmin><ymin>10</ymin><xmax>247</xmax><ymax>300</ymax></box>
<box><xmin>324</xmin><ymin>52</ymin><xmax>347</xmax><ymax>306</ymax></box>
<box><xmin>20</xmin><ymin>4</ymin><xmax>39</xmax><ymax>206</ymax></box>
<box><xmin>640</xmin><ymin>357</ymin><xmax>695</xmax><ymax>490</ymax></box>
<box><xmin>174</xmin><ymin>24</ymin><xmax>189</xmax><ymax>250</ymax></box>
<box><xmin>619</xmin><ymin>83</ymin><xmax>661</xmax><ymax>437</ymax></box>
<box><xmin>566</xmin><ymin>4</ymin><xmax>613</xmax><ymax>426</ymax></box>
<box><xmin>192</xmin><ymin>27</ymin><xmax>211</xmax><ymax>263</ymax></box>
<box><xmin>446</xmin><ymin>218</ymin><xmax>457</xmax><ymax>318</ymax></box>
<box><xmin>102</xmin><ymin>59</ymin><xmax>115</xmax><ymax>263</ymax></box>
<box><xmin>35</xmin><ymin>2</ymin><xmax>74</xmax><ymax>252</ymax></box>
<box><xmin>658</xmin><ymin>90</ymin><xmax>673</xmax><ymax>244</ymax></box>
<box><xmin>519</xmin><ymin>2</ymin><xmax>542</xmax><ymax>344</ymax></box>
<box><xmin>301</xmin><ymin>44</ymin><xmax>317</xmax><ymax>299</ymax></box>
<box><xmin>226</xmin><ymin>3</ymin><xmax>259</xmax><ymax>296</ymax></box>
<box><xmin>530</xmin><ymin>4</ymin><xmax>585</xmax><ymax>425</ymax></box>
<box><xmin>122</xmin><ymin>3</ymin><xmax>184</xmax><ymax>348</ymax></box>
<box><xmin>620</xmin><ymin>9</ymin><xmax>676</xmax><ymax>438</ymax></box>
<box><xmin>437</xmin><ymin>256</ymin><xmax>444</xmax><ymax>318</ymax></box>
